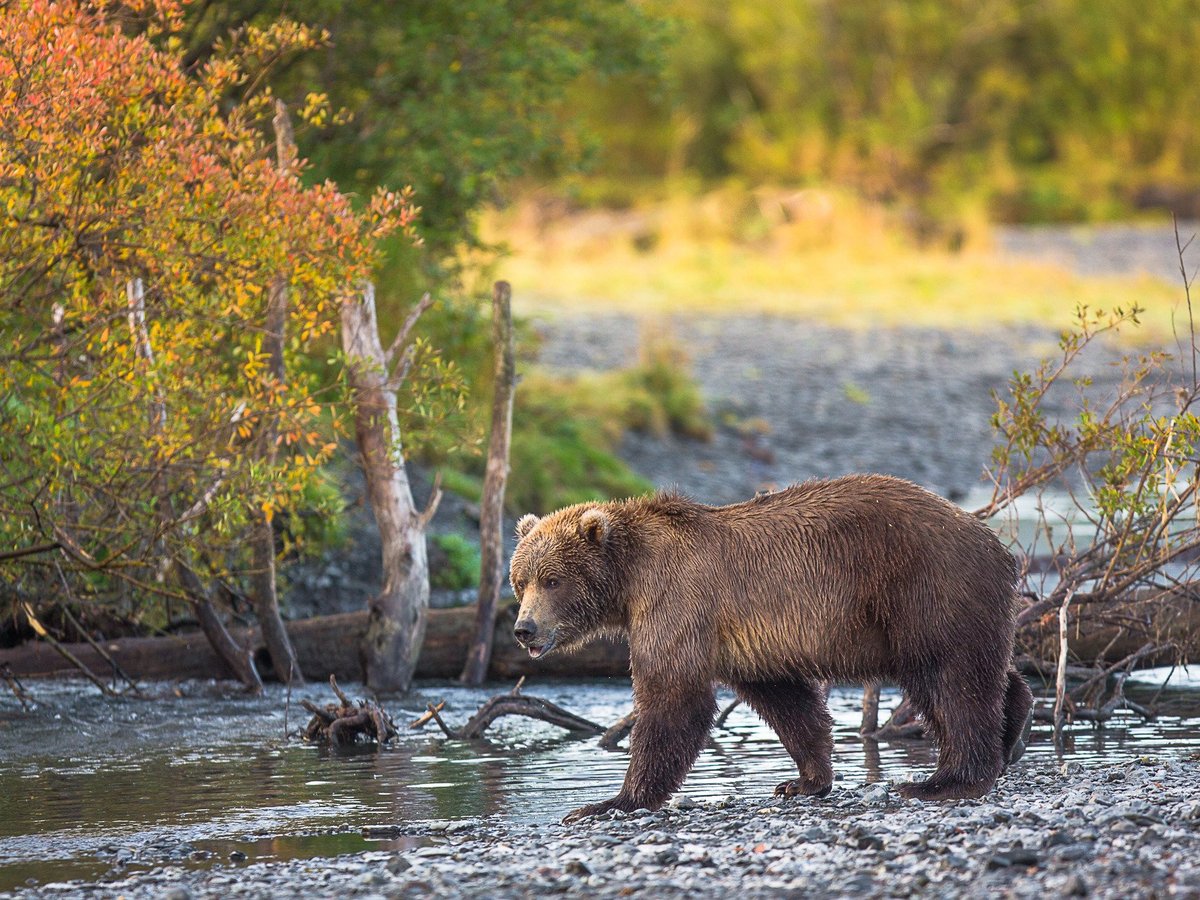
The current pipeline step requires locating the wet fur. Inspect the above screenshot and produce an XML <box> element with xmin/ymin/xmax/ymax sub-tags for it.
<box><xmin>509</xmin><ymin>474</ymin><xmax>1032</xmax><ymax>820</ymax></box>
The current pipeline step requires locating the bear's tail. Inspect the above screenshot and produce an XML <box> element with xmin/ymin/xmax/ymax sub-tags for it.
<box><xmin>1001</xmin><ymin>669</ymin><xmax>1033</xmax><ymax>770</ymax></box>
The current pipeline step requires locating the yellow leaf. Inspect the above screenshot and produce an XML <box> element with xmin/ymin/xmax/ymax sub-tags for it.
<box><xmin>22</xmin><ymin>602</ymin><xmax>48</xmax><ymax>638</ymax></box>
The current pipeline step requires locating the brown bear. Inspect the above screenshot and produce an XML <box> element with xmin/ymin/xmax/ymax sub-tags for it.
<box><xmin>509</xmin><ymin>474</ymin><xmax>1032</xmax><ymax>823</ymax></box>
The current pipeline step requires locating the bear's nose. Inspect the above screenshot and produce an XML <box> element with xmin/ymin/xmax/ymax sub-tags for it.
<box><xmin>513</xmin><ymin>619</ymin><xmax>538</xmax><ymax>644</ymax></box>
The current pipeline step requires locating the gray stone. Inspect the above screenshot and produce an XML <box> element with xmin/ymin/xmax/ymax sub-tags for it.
<box><xmin>1061</xmin><ymin>873</ymin><xmax>1090</xmax><ymax>896</ymax></box>
<box><xmin>856</xmin><ymin>834</ymin><xmax>886</xmax><ymax>852</ymax></box>
<box><xmin>1055</xmin><ymin>844</ymin><xmax>1094</xmax><ymax>862</ymax></box>
<box><xmin>861</xmin><ymin>783</ymin><xmax>890</xmax><ymax>805</ymax></box>
<box><xmin>986</xmin><ymin>847</ymin><xmax>1038</xmax><ymax>869</ymax></box>
<box><xmin>387</xmin><ymin>856</ymin><xmax>412</xmax><ymax>875</ymax></box>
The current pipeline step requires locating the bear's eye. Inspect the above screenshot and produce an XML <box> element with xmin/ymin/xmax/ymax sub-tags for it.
<box><xmin>543</xmin><ymin>576</ymin><xmax>560</xmax><ymax>589</ymax></box>
<box><xmin>513</xmin><ymin>580</ymin><xmax>526</xmax><ymax>596</ymax></box>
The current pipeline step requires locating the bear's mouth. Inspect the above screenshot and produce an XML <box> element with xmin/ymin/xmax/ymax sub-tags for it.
<box><xmin>526</xmin><ymin>636</ymin><xmax>557</xmax><ymax>659</ymax></box>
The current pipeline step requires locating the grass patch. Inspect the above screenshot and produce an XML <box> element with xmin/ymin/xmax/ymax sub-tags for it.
<box><xmin>438</xmin><ymin>468</ymin><xmax>483</xmax><ymax>505</ymax></box>
<box><xmin>482</xmin><ymin>187</ymin><xmax>1180</xmax><ymax>339</ymax></box>
<box><xmin>429</xmin><ymin>533</ymin><xmax>481</xmax><ymax>590</ymax></box>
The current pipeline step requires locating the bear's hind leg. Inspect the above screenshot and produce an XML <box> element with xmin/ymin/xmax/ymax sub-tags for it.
<box><xmin>1001</xmin><ymin>669</ymin><xmax>1033</xmax><ymax>769</ymax></box>
<box><xmin>897</xmin><ymin>670</ymin><xmax>1006</xmax><ymax>802</ymax></box>
<box><xmin>735</xmin><ymin>678</ymin><xmax>833</xmax><ymax>798</ymax></box>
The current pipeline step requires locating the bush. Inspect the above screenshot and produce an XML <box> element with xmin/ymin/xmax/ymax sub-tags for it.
<box><xmin>429</xmin><ymin>534</ymin><xmax>482</xmax><ymax>591</ymax></box>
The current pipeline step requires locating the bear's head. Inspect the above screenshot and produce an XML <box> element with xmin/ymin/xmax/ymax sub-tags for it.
<box><xmin>509</xmin><ymin>504</ymin><xmax>618</xmax><ymax>659</ymax></box>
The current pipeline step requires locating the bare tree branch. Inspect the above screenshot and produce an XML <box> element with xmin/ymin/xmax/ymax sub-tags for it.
<box><xmin>384</xmin><ymin>291</ymin><xmax>433</xmax><ymax>372</ymax></box>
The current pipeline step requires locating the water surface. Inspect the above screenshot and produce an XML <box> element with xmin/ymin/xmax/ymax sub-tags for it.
<box><xmin>0</xmin><ymin>672</ymin><xmax>1197</xmax><ymax>891</ymax></box>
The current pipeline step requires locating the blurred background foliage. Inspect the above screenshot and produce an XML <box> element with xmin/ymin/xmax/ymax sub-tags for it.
<box><xmin>180</xmin><ymin>0</ymin><xmax>688</xmax><ymax>518</ymax></box>
<box><xmin>5</xmin><ymin>0</ymin><xmax>1194</xmax><ymax>636</ymax></box>
<box><xmin>572</xmin><ymin>0</ymin><xmax>1200</xmax><ymax>225</ymax></box>
<box><xmin>188</xmin><ymin>0</ymin><xmax>1200</xmax><ymax>519</ymax></box>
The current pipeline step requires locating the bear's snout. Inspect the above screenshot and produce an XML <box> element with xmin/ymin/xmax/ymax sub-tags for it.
<box><xmin>513</xmin><ymin>615</ymin><xmax>557</xmax><ymax>658</ymax></box>
<box><xmin>513</xmin><ymin>618</ymin><xmax>538</xmax><ymax>645</ymax></box>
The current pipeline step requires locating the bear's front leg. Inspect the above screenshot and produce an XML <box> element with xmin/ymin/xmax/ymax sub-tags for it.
<box><xmin>563</xmin><ymin>678</ymin><xmax>715</xmax><ymax>824</ymax></box>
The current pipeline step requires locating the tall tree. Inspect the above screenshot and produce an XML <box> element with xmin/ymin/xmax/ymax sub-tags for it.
<box><xmin>182</xmin><ymin>0</ymin><xmax>666</xmax><ymax>261</ymax></box>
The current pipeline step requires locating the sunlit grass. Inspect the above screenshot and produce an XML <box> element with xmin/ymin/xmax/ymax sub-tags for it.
<box><xmin>481</xmin><ymin>188</ymin><xmax>1183</xmax><ymax>340</ymax></box>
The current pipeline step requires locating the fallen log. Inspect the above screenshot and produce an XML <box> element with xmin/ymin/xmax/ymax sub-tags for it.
<box><xmin>1017</xmin><ymin>591</ymin><xmax>1200</xmax><ymax>671</ymax></box>
<box><xmin>1</xmin><ymin>602</ymin><xmax>630</xmax><ymax>684</ymax></box>
<box><xmin>3</xmin><ymin>592</ymin><xmax>1197</xmax><ymax>685</ymax></box>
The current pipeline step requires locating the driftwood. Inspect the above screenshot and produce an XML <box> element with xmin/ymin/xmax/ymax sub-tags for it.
<box><xmin>20</xmin><ymin>602</ymin><xmax>123</xmax><ymax>698</ymax></box>
<box><xmin>1</xmin><ymin>662</ymin><xmax>34</xmax><ymax>711</ymax></box>
<box><xmin>410</xmin><ymin>680</ymin><xmax>737</xmax><ymax>752</ymax></box>
<box><xmin>594</xmin><ymin>699</ymin><xmax>745</xmax><ymax>752</ymax></box>
<box><xmin>714</xmin><ymin>698</ymin><xmax>742</xmax><ymax>728</ymax></box>
<box><xmin>301</xmin><ymin>675</ymin><xmax>396</xmax><ymax>745</ymax></box>
<box><xmin>1031</xmin><ymin>671</ymin><xmax>1154</xmax><ymax>725</ymax></box>
<box><xmin>861</xmin><ymin>696</ymin><xmax>926</xmax><ymax>741</ymax></box>
<box><xmin>860</xmin><ymin>682</ymin><xmax>881</xmax><ymax>734</ymax></box>
<box><xmin>599</xmin><ymin>709</ymin><xmax>638</xmax><ymax>750</ymax></box>
<box><xmin>461</xmin><ymin>281</ymin><xmax>517</xmax><ymax>685</ymax></box>
<box><xmin>1</xmin><ymin>602</ymin><xmax>628</xmax><ymax>683</ymax></box>
<box><xmin>413</xmin><ymin>677</ymin><xmax>605</xmax><ymax>739</ymax></box>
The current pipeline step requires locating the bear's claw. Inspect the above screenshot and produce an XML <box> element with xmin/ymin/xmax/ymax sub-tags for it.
<box><xmin>562</xmin><ymin>798</ymin><xmax>623</xmax><ymax>824</ymax></box>
<box><xmin>774</xmin><ymin>778</ymin><xmax>833</xmax><ymax>798</ymax></box>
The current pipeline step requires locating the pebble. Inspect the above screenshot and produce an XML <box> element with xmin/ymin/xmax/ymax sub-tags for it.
<box><xmin>861</xmin><ymin>783</ymin><xmax>890</xmax><ymax>806</ymax></box>
<box><xmin>4</xmin><ymin>759</ymin><xmax>1198</xmax><ymax>899</ymax></box>
<box><xmin>1061</xmin><ymin>873</ymin><xmax>1090</xmax><ymax>896</ymax></box>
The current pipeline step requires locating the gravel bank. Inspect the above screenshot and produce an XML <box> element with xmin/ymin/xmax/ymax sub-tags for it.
<box><xmin>534</xmin><ymin>315</ymin><xmax>1146</xmax><ymax>507</ymax></box>
<box><xmin>532</xmin><ymin>221</ymin><xmax>1197</xmax><ymax>508</ymax></box>
<box><xmin>995</xmin><ymin>220</ymin><xmax>1198</xmax><ymax>283</ymax></box>
<box><xmin>14</xmin><ymin>757</ymin><xmax>1198</xmax><ymax>899</ymax></box>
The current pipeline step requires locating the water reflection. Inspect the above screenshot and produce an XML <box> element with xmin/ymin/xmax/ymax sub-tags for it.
<box><xmin>0</xmin><ymin>673</ymin><xmax>1196</xmax><ymax>890</ymax></box>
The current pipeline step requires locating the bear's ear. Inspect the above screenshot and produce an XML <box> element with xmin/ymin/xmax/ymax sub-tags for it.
<box><xmin>578</xmin><ymin>508</ymin><xmax>610</xmax><ymax>544</ymax></box>
<box><xmin>516</xmin><ymin>514</ymin><xmax>540</xmax><ymax>540</ymax></box>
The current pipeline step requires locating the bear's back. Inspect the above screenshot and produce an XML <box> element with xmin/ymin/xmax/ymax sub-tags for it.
<box><xmin>668</xmin><ymin>475</ymin><xmax>1018</xmax><ymax>682</ymax></box>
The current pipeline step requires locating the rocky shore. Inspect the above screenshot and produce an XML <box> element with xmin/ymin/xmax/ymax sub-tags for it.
<box><xmin>535</xmin><ymin>315</ymin><xmax>1142</xmax><ymax>507</ymax></box>
<box><xmin>12</xmin><ymin>756</ymin><xmax>1198</xmax><ymax>899</ymax></box>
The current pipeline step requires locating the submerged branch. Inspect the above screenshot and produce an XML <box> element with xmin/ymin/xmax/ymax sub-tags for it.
<box><xmin>300</xmin><ymin>675</ymin><xmax>396</xmax><ymax>745</ymax></box>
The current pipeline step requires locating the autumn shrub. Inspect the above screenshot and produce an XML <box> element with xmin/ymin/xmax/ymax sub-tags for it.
<box><xmin>0</xmin><ymin>0</ymin><xmax>408</xmax><ymax>630</ymax></box>
<box><xmin>980</xmin><ymin>276</ymin><xmax>1200</xmax><ymax>726</ymax></box>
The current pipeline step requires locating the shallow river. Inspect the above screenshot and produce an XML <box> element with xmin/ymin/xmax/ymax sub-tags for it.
<box><xmin>1</xmin><ymin>670</ymin><xmax>1198</xmax><ymax>891</ymax></box>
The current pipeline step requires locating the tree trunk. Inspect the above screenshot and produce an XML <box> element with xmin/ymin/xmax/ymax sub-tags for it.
<box><xmin>461</xmin><ymin>282</ymin><xmax>516</xmax><ymax>685</ymax></box>
<box><xmin>246</xmin><ymin>104</ymin><xmax>305</xmax><ymax>686</ymax></box>
<box><xmin>176</xmin><ymin>559</ymin><xmax>263</xmax><ymax>692</ymax></box>
<box><xmin>341</xmin><ymin>283</ymin><xmax>432</xmax><ymax>693</ymax></box>
<box><xmin>246</xmin><ymin>273</ymin><xmax>304</xmax><ymax>685</ymax></box>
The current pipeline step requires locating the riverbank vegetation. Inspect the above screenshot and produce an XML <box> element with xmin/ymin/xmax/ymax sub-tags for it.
<box><xmin>3</xmin><ymin>0</ymin><xmax>1199</xmax><ymax>690</ymax></box>
<box><xmin>566</xmin><ymin>0</ymin><xmax>1200</xmax><ymax>227</ymax></box>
